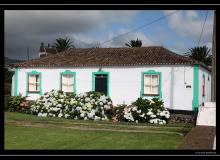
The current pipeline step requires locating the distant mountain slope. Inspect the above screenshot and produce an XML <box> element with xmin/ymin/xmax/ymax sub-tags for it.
<box><xmin>5</xmin><ymin>57</ymin><xmax>25</xmax><ymax>65</ymax></box>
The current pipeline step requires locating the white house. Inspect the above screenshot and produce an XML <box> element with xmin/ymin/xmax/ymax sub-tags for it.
<box><xmin>11</xmin><ymin>46</ymin><xmax>211</xmax><ymax>111</ymax></box>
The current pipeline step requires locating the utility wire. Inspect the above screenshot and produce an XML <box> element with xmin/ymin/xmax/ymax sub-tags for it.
<box><xmin>99</xmin><ymin>10</ymin><xmax>180</xmax><ymax>47</ymax></box>
<box><xmin>197</xmin><ymin>11</ymin><xmax>209</xmax><ymax>46</ymax></box>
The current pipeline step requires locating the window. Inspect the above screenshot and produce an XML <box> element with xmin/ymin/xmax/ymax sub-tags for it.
<box><xmin>28</xmin><ymin>74</ymin><xmax>40</xmax><ymax>92</ymax></box>
<box><xmin>143</xmin><ymin>74</ymin><xmax>160</xmax><ymax>95</ymax></box>
<box><xmin>202</xmin><ymin>75</ymin><xmax>205</xmax><ymax>97</ymax></box>
<box><xmin>61</xmin><ymin>74</ymin><xmax>74</xmax><ymax>93</ymax></box>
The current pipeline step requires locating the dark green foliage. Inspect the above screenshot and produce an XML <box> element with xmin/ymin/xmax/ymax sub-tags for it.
<box><xmin>39</xmin><ymin>42</ymin><xmax>44</xmax><ymax>52</ymax></box>
<box><xmin>4</xmin><ymin>69</ymin><xmax>13</xmax><ymax>83</ymax></box>
<box><xmin>4</xmin><ymin>83</ymin><xmax>11</xmax><ymax>95</ymax></box>
<box><xmin>132</xmin><ymin>97</ymin><xmax>151</xmax><ymax>112</ymax></box>
<box><xmin>7</xmin><ymin>95</ymin><xmax>26</xmax><ymax>112</ymax></box>
<box><xmin>125</xmin><ymin>38</ymin><xmax>142</xmax><ymax>47</ymax></box>
<box><xmin>53</xmin><ymin>37</ymin><xmax>74</xmax><ymax>52</ymax></box>
<box><xmin>4</xmin><ymin>95</ymin><xmax>10</xmax><ymax>111</ymax></box>
<box><xmin>184</xmin><ymin>45</ymin><xmax>212</xmax><ymax>66</ymax></box>
<box><xmin>150</xmin><ymin>98</ymin><xmax>165</xmax><ymax>114</ymax></box>
<box><xmin>4</xmin><ymin>69</ymin><xmax>13</xmax><ymax>95</ymax></box>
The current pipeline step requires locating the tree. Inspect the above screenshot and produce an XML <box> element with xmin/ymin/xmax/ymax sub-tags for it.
<box><xmin>184</xmin><ymin>45</ymin><xmax>212</xmax><ymax>66</ymax></box>
<box><xmin>53</xmin><ymin>37</ymin><xmax>74</xmax><ymax>52</ymax></box>
<box><xmin>39</xmin><ymin>42</ymin><xmax>45</xmax><ymax>52</ymax></box>
<box><xmin>125</xmin><ymin>38</ymin><xmax>142</xmax><ymax>47</ymax></box>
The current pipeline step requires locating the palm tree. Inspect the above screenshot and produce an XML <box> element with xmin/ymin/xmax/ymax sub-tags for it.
<box><xmin>184</xmin><ymin>46</ymin><xmax>212</xmax><ymax>66</ymax></box>
<box><xmin>53</xmin><ymin>37</ymin><xmax>74</xmax><ymax>52</ymax></box>
<box><xmin>125</xmin><ymin>38</ymin><xmax>142</xmax><ymax>47</ymax></box>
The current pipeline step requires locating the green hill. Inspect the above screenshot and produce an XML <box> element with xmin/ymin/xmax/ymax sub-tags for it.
<box><xmin>5</xmin><ymin>57</ymin><xmax>25</xmax><ymax>65</ymax></box>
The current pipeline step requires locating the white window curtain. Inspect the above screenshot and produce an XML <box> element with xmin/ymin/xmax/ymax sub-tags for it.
<box><xmin>28</xmin><ymin>74</ymin><xmax>40</xmax><ymax>92</ymax></box>
<box><xmin>144</xmin><ymin>75</ymin><xmax>151</xmax><ymax>94</ymax></box>
<box><xmin>62</xmin><ymin>74</ymin><xmax>74</xmax><ymax>92</ymax></box>
<box><xmin>143</xmin><ymin>74</ymin><xmax>159</xmax><ymax>95</ymax></box>
<box><xmin>152</xmin><ymin>75</ymin><xmax>159</xmax><ymax>94</ymax></box>
<box><xmin>36</xmin><ymin>75</ymin><xmax>40</xmax><ymax>91</ymax></box>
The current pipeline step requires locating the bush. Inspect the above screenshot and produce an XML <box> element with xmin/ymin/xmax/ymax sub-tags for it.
<box><xmin>114</xmin><ymin>97</ymin><xmax>170</xmax><ymax>125</ymax></box>
<box><xmin>4</xmin><ymin>95</ymin><xmax>10</xmax><ymax>111</ymax></box>
<box><xmin>7</xmin><ymin>94</ymin><xmax>26</xmax><ymax>112</ymax></box>
<box><xmin>29</xmin><ymin>90</ymin><xmax>114</xmax><ymax>121</ymax></box>
<box><xmin>113</xmin><ymin>104</ymin><xmax>128</xmax><ymax>121</ymax></box>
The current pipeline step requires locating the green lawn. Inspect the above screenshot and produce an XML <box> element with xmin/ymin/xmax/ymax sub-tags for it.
<box><xmin>4</xmin><ymin>112</ymin><xmax>193</xmax><ymax>150</ymax></box>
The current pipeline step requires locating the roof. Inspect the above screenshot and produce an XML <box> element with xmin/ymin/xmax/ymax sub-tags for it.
<box><xmin>14</xmin><ymin>46</ymin><xmax>209</xmax><ymax>70</ymax></box>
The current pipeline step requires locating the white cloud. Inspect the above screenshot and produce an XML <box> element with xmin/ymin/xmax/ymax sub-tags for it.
<box><xmin>103</xmin><ymin>28</ymin><xmax>154</xmax><ymax>47</ymax></box>
<box><xmin>169</xmin><ymin>43</ymin><xmax>188</xmax><ymax>54</ymax></box>
<box><xmin>164</xmin><ymin>10</ymin><xmax>213</xmax><ymax>44</ymax></box>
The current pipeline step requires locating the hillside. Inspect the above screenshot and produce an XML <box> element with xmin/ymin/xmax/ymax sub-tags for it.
<box><xmin>5</xmin><ymin>57</ymin><xmax>25</xmax><ymax>65</ymax></box>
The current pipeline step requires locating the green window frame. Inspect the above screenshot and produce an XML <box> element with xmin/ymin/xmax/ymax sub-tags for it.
<box><xmin>60</xmin><ymin>70</ymin><xmax>76</xmax><ymax>94</ymax></box>
<box><xmin>92</xmin><ymin>70</ymin><xmax>110</xmax><ymax>96</ymax></box>
<box><xmin>26</xmin><ymin>70</ymin><xmax>42</xmax><ymax>96</ymax></box>
<box><xmin>140</xmin><ymin>70</ymin><xmax>162</xmax><ymax>98</ymax></box>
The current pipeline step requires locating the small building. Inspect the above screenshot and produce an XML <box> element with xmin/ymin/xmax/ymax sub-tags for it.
<box><xmin>39</xmin><ymin>42</ymin><xmax>57</xmax><ymax>58</ymax></box>
<box><xmin>11</xmin><ymin>46</ymin><xmax>211</xmax><ymax>111</ymax></box>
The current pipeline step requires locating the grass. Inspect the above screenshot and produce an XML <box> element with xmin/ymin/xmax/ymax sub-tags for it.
<box><xmin>4</xmin><ymin>112</ymin><xmax>193</xmax><ymax>150</ymax></box>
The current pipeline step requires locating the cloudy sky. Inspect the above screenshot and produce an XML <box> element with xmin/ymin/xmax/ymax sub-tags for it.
<box><xmin>5</xmin><ymin>10</ymin><xmax>214</xmax><ymax>60</ymax></box>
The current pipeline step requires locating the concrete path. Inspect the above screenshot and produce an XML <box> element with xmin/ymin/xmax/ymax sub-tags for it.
<box><xmin>177</xmin><ymin>126</ymin><xmax>216</xmax><ymax>150</ymax></box>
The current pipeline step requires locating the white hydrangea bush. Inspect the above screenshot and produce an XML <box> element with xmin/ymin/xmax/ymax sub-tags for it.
<box><xmin>114</xmin><ymin>98</ymin><xmax>170</xmax><ymax>125</ymax></box>
<box><xmin>30</xmin><ymin>90</ymin><xmax>114</xmax><ymax>121</ymax></box>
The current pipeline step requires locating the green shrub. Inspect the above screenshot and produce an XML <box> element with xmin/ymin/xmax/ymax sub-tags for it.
<box><xmin>132</xmin><ymin>97</ymin><xmax>151</xmax><ymax>113</ymax></box>
<box><xmin>7</xmin><ymin>95</ymin><xmax>26</xmax><ymax>112</ymax></box>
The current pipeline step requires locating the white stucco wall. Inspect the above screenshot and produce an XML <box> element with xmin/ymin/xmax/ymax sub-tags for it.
<box><xmin>15</xmin><ymin>65</ymin><xmax>196</xmax><ymax>111</ymax></box>
<box><xmin>172</xmin><ymin>66</ymin><xmax>194</xmax><ymax>111</ymax></box>
<box><xmin>198</xmin><ymin>66</ymin><xmax>212</xmax><ymax>106</ymax></box>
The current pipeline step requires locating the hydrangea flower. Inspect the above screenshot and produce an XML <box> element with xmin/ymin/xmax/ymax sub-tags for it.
<box><xmin>58</xmin><ymin>113</ymin><xmax>63</xmax><ymax>118</ymax></box>
<box><xmin>85</xmin><ymin>97</ymin><xmax>90</xmax><ymax>102</ymax></box>
<box><xmin>29</xmin><ymin>90</ymin><xmax>113</xmax><ymax>121</ymax></box>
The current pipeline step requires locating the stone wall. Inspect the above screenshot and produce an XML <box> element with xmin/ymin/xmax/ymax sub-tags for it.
<box><xmin>168</xmin><ymin>113</ymin><xmax>194</xmax><ymax>124</ymax></box>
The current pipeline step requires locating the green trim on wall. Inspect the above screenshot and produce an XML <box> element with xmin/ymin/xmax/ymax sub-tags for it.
<box><xmin>202</xmin><ymin>73</ymin><xmax>205</xmax><ymax>98</ymax></box>
<box><xmin>140</xmin><ymin>70</ymin><xmax>162</xmax><ymax>99</ymax></box>
<box><xmin>92</xmin><ymin>69</ymin><xmax>110</xmax><ymax>96</ymax></box>
<box><xmin>192</xmin><ymin>64</ymin><xmax>199</xmax><ymax>111</ymax></box>
<box><xmin>60</xmin><ymin>70</ymin><xmax>76</xmax><ymax>94</ymax></box>
<box><xmin>13</xmin><ymin>68</ymin><xmax>18</xmax><ymax>96</ymax></box>
<box><xmin>26</xmin><ymin>70</ymin><xmax>42</xmax><ymax>96</ymax></box>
